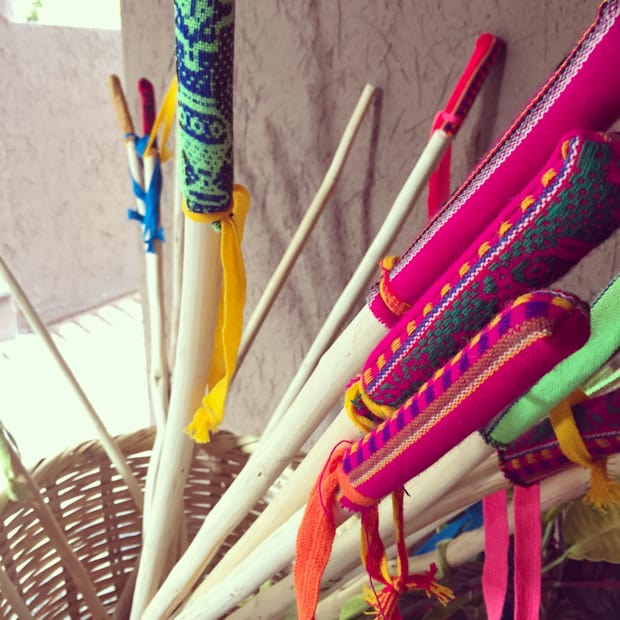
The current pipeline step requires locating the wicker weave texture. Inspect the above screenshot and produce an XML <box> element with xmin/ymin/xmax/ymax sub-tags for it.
<box><xmin>0</xmin><ymin>428</ymin><xmax>280</xmax><ymax>619</ymax></box>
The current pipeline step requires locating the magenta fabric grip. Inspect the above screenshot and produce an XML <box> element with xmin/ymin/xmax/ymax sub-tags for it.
<box><xmin>369</xmin><ymin>1</ymin><xmax>620</xmax><ymax>326</ymax></box>
<box><xmin>350</xmin><ymin>131</ymin><xmax>620</xmax><ymax>428</ymax></box>
<box><xmin>340</xmin><ymin>291</ymin><xmax>590</xmax><ymax>512</ymax></box>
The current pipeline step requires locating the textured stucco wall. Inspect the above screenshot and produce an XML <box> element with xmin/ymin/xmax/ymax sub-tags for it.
<box><xmin>121</xmin><ymin>1</ymin><xmax>620</xmax><ymax>438</ymax></box>
<box><xmin>0</xmin><ymin>15</ymin><xmax>138</xmax><ymax>325</ymax></box>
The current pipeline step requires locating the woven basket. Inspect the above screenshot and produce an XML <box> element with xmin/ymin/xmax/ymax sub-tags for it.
<box><xmin>0</xmin><ymin>427</ymin><xmax>294</xmax><ymax>619</ymax></box>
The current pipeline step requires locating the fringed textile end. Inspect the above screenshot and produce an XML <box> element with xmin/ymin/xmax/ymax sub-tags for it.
<box><xmin>550</xmin><ymin>389</ymin><xmax>620</xmax><ymax>511</ymax></box>
<box><xmin>185</xmin><ymin>400</ymin><xmax>221</xmax><ymax>444</ymax></box>
<box><xmin>362</xmin><ymin>562</ymin><xmax>454</xmax><ymax>619</ymax></box>
<box><xmin>584</xmin><ymin>457</ymin><xmax>620</xmax><ymax>511</ymax></box>
<box><xmin>360</xmin><ymin>490</ymin><xmax>454</xmax><ymax>619</ymax></box>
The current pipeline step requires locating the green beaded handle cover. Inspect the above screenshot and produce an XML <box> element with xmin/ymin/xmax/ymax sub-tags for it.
<box><xmin>175</xmin><ymin>0</ymin><xmax>234</xmax><ymax>214</ymax></box>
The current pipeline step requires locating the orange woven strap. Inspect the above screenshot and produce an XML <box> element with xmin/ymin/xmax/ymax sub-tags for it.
<box><xmin>378</xmin><ymin>256</ymin><xmax>412</xmax><ymax>319</ymax></box>
<box><xmin>294</xmin><ymin>444</ymin><xmax>348</xmax><ymax>620</ymax></box>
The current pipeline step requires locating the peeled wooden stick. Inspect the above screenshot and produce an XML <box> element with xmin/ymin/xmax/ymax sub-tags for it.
<box><xmin>235</xmin><ymin>83</ymin><xmax>377</xmax><ymax>369</ymax></box>
<box><xmin>130</xmin><ymin>222</ymin><xmax>221</xmax><ymax>618</ymax></box>
<box><xmin>0</xmin><ymin>425</ymin><xmax>109</xmax><ymax>619</ymax></box>
<box><xmin>108</xmin><ymin>75</ymin><xmax>144</xmax><ymax>220</ymax></box>
<box><xmin>261</xmin><ymin>128</ymin><xmax>449</xmax><ymax>436</ymax></box>
<box><xmin>0</xmin><ymin>256</ymin><xmax>143</xmax><ymax>511</ymax></box>
<box><xmin>176</xmin><ymin>434</ymin><xmax>493</xmax><ymax>620</ymax></box>
<box><xmin>139</xmin><ymin>78</ymin><xmax>170</xmax><ymax>433</ymax></box>
<box><xmin>168</xmin><ymin>147</ymin><xmax>185</xmax><ymax>373</ymax></box>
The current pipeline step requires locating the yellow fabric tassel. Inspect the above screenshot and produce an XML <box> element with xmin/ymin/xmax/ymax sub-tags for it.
<box><xmin>186</xmin><ymin>185</ymin><xmax>251</xmax><ymax>443</ymax></box>
<box><xmin>549</xmin><ymin>389</ymin><xmax>620</xmax><ymax>510</ymax></box>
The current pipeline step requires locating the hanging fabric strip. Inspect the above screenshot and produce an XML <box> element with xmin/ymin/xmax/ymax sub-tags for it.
<box><xmin>427</xmin><ymin>33</ymin><xmax>503</xmax><ymax>219</ymax></box>
<box><xmin>513</xmin><ymin>484</ymin><xmax>542</xmax><ymax>620</ymax></box>
<box><xmin>482</xmin><ymin>490</ymin><xmax>509</xmax><ymax>620</ymax></box>
<box><xmin>369</xmin><ymin>0</ymin><xmax>620</xmax><ymax>326</ymax></box>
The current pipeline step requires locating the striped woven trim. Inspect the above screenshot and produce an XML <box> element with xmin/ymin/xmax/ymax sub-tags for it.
<box><xmin>340</xmin><ymin>291</ymin><xmax>589</xmax><ymax>511</ymax></box>
<box><xmin>499</xmin><ymin>388</ymin><xmax>620</xmax><ymax>486</ymax></box>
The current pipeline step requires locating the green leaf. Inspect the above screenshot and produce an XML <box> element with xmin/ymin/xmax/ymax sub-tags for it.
<box><xmin>562</xmin><ymin>500</ymin><xmax>620</xmax><ymax>563</ymax></box>
<box><xmin>339</xmin><ymin>593</ymin><xmax>370</xmax><ymax>620</ymax></box>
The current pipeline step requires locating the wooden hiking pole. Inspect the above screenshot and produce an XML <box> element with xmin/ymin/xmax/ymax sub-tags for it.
<box><xmin>0</xmin><ymin>256</ymin><xmax>143</xmax><ymax>511</ymax></box>
<box><xmin>132</xmin><ymin>1</ymin><xmax>249</xmax><ymax>617</ymax></box>
<box><xmin>261</xmin><ymin>33</ymin><xmax>502</xmax><ymax>436</ymax></box>
<box><xmin>108</xmin><ymin>74</ymin><xmax>169</xmax><ymax>434</ymax></box>
<box><xmin>145</xmin><ymin>35</ymin><xmax>503</xmax><ymax>613</ymax></box>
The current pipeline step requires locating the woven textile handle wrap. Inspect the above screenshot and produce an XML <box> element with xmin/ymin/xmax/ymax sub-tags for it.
<box><xmin>428</xmin><ymin>33</ymin><xmax>504</xmax><ymax>218</ymax></box>
<box><xmin>176</xmin><ymin>0</ymin><xmax>234</xmax><ymax>215</ymax></box>
<box><xmin>370</xmin><ymin>0</ymin><xmax>620</xmax><ymax>326</ymax></box>
<box><xmin>339</xmin><ymin>291</ymin><xmax>589</xmax><ymax>510</ymax></box>
<box><xmin>350</xmin><ymin>131</ymin><xmax>620</xmax><ymax>430</ymax></box>
<box><xmin>485</xmin><ymin>272</ymin><xmax>620</xmax><ymax>448</ymax></box>
<box><xmin>499</xmin><ymin>388</ymin><xmax>620</xmax><ymax>487</ymax></box>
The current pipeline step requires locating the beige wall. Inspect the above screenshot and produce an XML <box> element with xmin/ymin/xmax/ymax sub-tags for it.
<box><xmin>123</xmin><ymin>1</ymin><xmax>620</xmax><ymax>436</ymax></box>
<box><xmin>0</xmin><ymin>14</ymin><xmax>138</xmax><ymax>325</ymax></box>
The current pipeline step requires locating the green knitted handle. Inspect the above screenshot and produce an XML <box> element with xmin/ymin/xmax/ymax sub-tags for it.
<box><xmin>484</xmin><ymin>273</ymin><xmax>620</xmax><ymax>447</ymax></box>
<box><xmin>175</xmin><ymin>0</ymin><xmax>234</xmax><ymax>214</ymax></box>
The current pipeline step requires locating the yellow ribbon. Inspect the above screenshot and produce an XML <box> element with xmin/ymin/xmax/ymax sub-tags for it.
<box><xmin>344</xmin><ymin>380</ymin><xmax>396</xmax><ymax>433</ymax></box>
<box><xmin>549</xmin><ymin>389</ymin><xmax>620</xmax><ymax>510</ymax></box>
<box><xmin>143</xmin><ymin>75</ymin><xmax>178</xmax><ymax>163</ymax></box>
<box><xmin>186</xmin><ymin>184</ymin><xmax>251</xmax><ymax>443</ymax></box>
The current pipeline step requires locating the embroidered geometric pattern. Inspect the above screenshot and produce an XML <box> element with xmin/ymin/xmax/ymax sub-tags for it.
<box><xmin>498</xmin><ymin>389</ymin><xmax>620</xmax><ymax>486</ymax></box>
<box><xmin>368</xmin><ymin>0</ymin><xmax>620</xmax><ymax>326</ymax></box>
<box><xmin>350</xmin><ymin>132</ymin><xmax>620</xmax><ymax>428</ymax></box>
<box><xmin>339</xmin><ymin>291</ymin><xmax>590</xmax><ymax>512</ymax></box>
<box><xmin>175</xmin><ymin>0</ymin><xmax>234</xmax><ymax>214</ymax></box>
